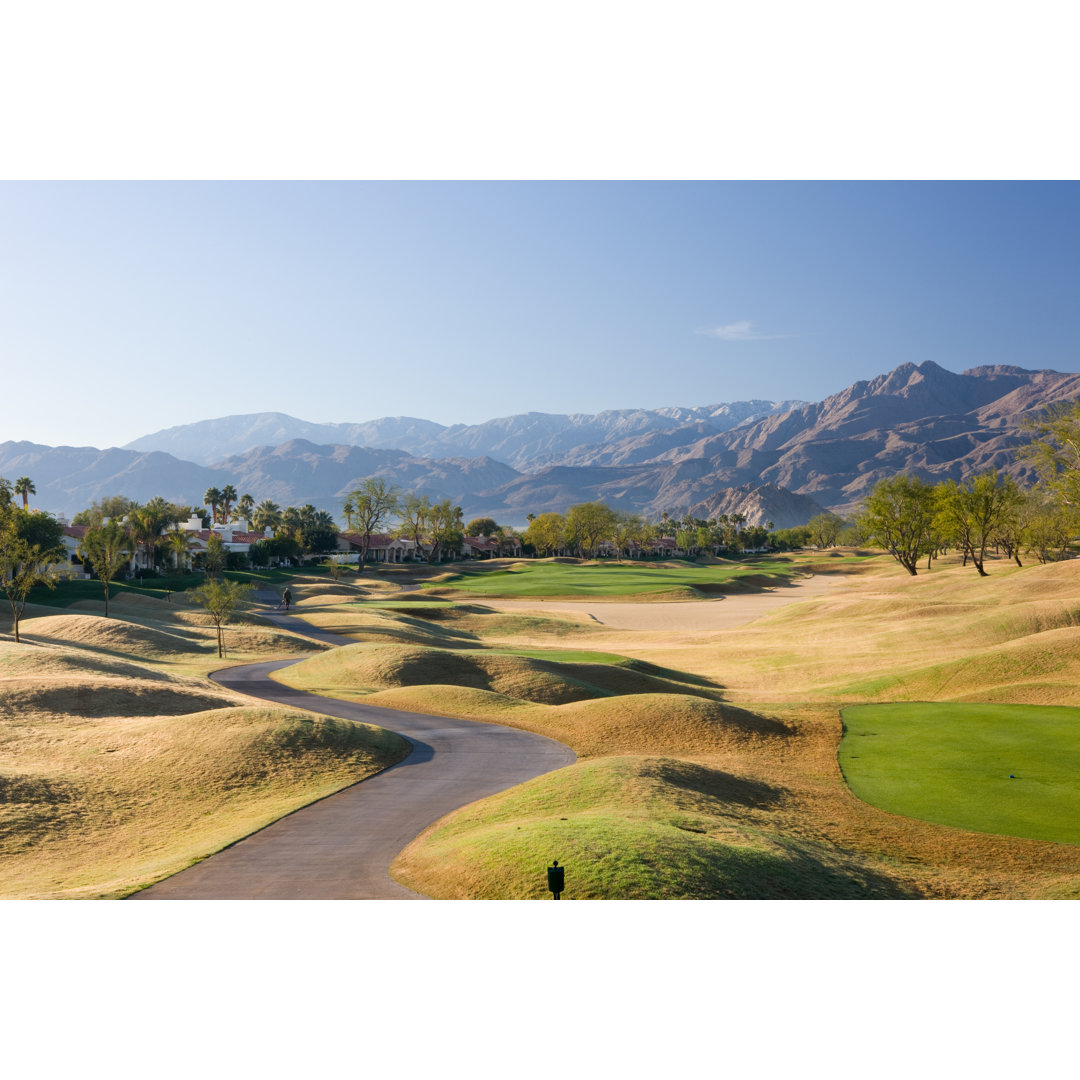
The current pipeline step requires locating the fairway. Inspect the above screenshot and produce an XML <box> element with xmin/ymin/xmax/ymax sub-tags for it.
<box><xmin>840</xmin><ymin>703</ymin><xmax>1080</xmax><ymax>845</ymax></box>
<box><xmin>427</xmin><ymin>559</ymin><xmax>798</xmax><ymax>598</ymax></box>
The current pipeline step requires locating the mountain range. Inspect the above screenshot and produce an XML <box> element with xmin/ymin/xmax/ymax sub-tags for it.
<box><xmin>4</xmin><ymin>362</ymin><xmax>1078</xmax><ymax>528</ymax></box>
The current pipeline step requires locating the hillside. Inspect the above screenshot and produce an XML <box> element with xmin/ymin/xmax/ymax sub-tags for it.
<box><xmin>124</xmin><ymin>400</ymin><xmax>803</xmax><ymax>468</ymax></box>
<box><xmin>7</xmin><ymin>362</ymin><xmax>1080</xmax><ymax>524</ymax></box>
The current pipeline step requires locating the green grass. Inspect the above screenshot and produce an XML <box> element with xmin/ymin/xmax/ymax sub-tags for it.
<box><xmin>482</xmin><ymin>648</ymin><xmax>628</xmax><ymax>664</ymax></box>
<box><xmin>340</xmin><ymin>600</ymin><xmax>456</xmax><ymax>609</ymax></box>
<box><xmin>392</xmin><ymin>756</ymin><xmax>912</xmax><ymax>899</ymax></box>
<box><xmin>26</xmin><ymin>566</ymin><xmax>308</xmax><ymax>609</ymax></box>
<box><xmin>840</xmin><ymin>702</ymin><xmax>1080</xmax><ymax>845</ymax></box>
<box><xmin>425</xmin><ymin>559</ymin><xmax>800</xmax><ymax>598</ymax></box>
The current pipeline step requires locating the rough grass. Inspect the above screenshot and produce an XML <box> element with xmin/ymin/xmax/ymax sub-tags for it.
<box><xmin>0</xmin><ymin>595</ymin><xmax>407</xmax><ymax>898</ymax></box>
<box><xmin>0</xmin><ymin>699</ymin><xmax>409</xmax><ymax>898</ymax></box>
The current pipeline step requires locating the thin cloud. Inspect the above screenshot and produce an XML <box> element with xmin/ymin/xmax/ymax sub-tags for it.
<box><xmin>699</xmin><ymin>321</ymin><xmax>791</xmax><ymax>341</ymax></box>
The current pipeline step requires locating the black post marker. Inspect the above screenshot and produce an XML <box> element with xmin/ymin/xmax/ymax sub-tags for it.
<box><xmin>547</xmin><ymin>859</ymin><xmax>564</xmax><ymax>900</ymax></box>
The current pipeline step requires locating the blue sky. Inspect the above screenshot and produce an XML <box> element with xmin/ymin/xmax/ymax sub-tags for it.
<box><xmin>2</xmin><ymin>180</ymin><xmax>1078</xmax><ymax>449</ymax></box>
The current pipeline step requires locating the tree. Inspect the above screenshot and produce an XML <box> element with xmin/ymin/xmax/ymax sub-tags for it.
<box><xmin>14</xmin><ymin>477</ymin><xmax>35</xmax><ymax>510</ymax></box>
<box><xmin>321</xmin><ymin>558</ymin><xmax>353</xmax><ymax>582</ymax></box>
<box><xmin>396</xmin><ymin>493</ymin><xmax>431</xmax><ymax>555</ymax></box>
<box><xmin>934</xmin><ymin>470</ymin><xmax>1023</xmax><ymax>576</ymax></box>
<box><xmin>202</xmin><ymin>532</ymin><xmax>226</xmax><ymax>577</ymax></box>
<box><xmin>342</xmin><ymin>497</ymin><xmax>356</xmax><ymax>532</ymax></box>
<box><xmin>524</xmin><ymin>512</ymin><xmax>566</xmax><ymax>557</ymax></box>
<box><xmin>72</xmin><ymin>495</ymin><xmax>137</xmax><ymax>528</ymax></box>
<box><xmin>465</xmin><ymin>517</ymin><xmax>499</xmax><ymax>538</ymax></box>
<box><xmin>1023</xmin><ymin>491</ymin><xmax>1079</xmax><ymax>563</ymax></box>
<box><xmin>1019</xmin><ymin>401</ymin><xmax>1080</xmax><ymax>508</ymax></box>
<box><xmin>347</xmin><ymin>479</ymin><xmax>400</xmax><ymax>569</ymax></box>
<box><xmin>203</xmin><ymin>487</ymin><xmax>223</xmax><ymax>526</ymax></box>
<box><xmin>807</xmin><ymin>511</ymin><xmax>844</xmax><ymax>549</ymax></box>
<box><xmin>252</xmin><ymin>500</ymin><xmax>282</xmax><ymax>533</ymax></box>
<box><xmin>0</xmin><ymin>506</ymin><xmax>67</xmax><ymax>643</ymax></box>
<box><xmin>565</xmin><ymin>502</ymin><xmax>617</xmax><ymax>558</ymax></box>
<box><xmin>129</xmin><ymin>496</ymin><xmax>175</xmax><ymax>573</ymax></box>
<box><xmin>236</xmin><ymin>493</ymin><xmax>255</xmax><ymax>522</ymax></box>
<box><xmin>189</xmin><ymin>578</ymin><xmax>254</xmax><ymax>658</ymax></box>
<box><xmin>425</xmin><ymin>499</ymin><xmax>464</xmax><ymax>563</ymax></box>
<box><xmin>165</xmin><ymin>527</ymin><xmax>196</xmax><ymax>572</ymax></box>
<box><xmin>219</xmin><ymin>485</ymin><xmax>239</xmax><ymax>525</ymax></box>
<box><xmin>858</xmin><ymin>474</ymin><xmax>936</xmax><ymax>575</ymax></box>
<box><xmin>293</xmin><ymin>505</ymin><xmax>340</xmax><ymax>555</ymax></box>
<box><xmin>76</xmin><ymin>520</ymin><xmax>132</xmax><ymax>618</ymax></box>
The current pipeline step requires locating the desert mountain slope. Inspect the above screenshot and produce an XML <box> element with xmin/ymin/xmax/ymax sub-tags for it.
<box><xmin>9</xmin><ymin>362</ymin><xmax>1080</xmax><ymax>525</ymax></box>
<box><xmin>124</xmin><ymin>400</ymin><xmax>803</xmax><ymax>469</ymax></box>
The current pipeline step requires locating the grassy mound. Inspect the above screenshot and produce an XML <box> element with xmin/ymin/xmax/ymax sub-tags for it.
<box><xmin>280</xmin><ymin>642</ymin><xmax>724</xmax><ymax>707</ymax></box>
<box><xmin>840</xmin><ymin>703</ymin><xmax>1080</xmax><ymax>845</ymax></box>
<box><xmin>0</xmin><ymin>703</ymin><xmax>410</xmax><ymax>898</ymax></box>
<box><xmin>832</xmin><ymin>627</ymin><xmax>1080</xmax><ymax>705</ymax></box>
<box><xmin>19</xmin><ymin>613</ymin><xmax>206</xmax><ymax>656</ymax></box>
<box><xmin>0</xmin><ymin>638</ymin><xmax>174</xmax><ymax>681</ymax></box>
<box><xmin>392</xmin><ymin>755</ymin><xmax>912</xmax><ymax>899</ymax></box>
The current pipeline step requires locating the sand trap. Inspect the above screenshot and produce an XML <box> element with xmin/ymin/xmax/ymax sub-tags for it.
<box><xmin>476</xmin><ymin>574</ymin><xmax>853</xmax><ymax>631</ymax></box>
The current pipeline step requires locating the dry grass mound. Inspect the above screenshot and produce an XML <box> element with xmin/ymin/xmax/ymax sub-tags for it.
<box><xmin>0</xmin><ymin>676</ymin><xmax>241</xmax><ymax>720</ymax></box>
<box><xmin>19</xmin><ymin>613</ymin><xmax>205</xmax><ymax>656</ymax></box>
<box><xmin>0</xmin><ymin>638</ymin><xmax>173</xmax><ymax>682</ymax></box>
<box><xmin>830</xmin><ymin>626</ymin><xmax>1080</xmax><ymax>705</ymax></box>
<box><xmin>285</xmin><ymin>643</ymin><xmax>723</xmax><ymax>707</ymax></box>
<box><xmin>0</xmin><ymin>703</ymin><xmax>410</xmax><ymax>899</ymax></box>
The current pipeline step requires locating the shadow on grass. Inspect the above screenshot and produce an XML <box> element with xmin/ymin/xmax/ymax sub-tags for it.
<box><xmin>643</xmin><ymin>757</ymin><xmax>787</xmax><ymax>810</ymax></box>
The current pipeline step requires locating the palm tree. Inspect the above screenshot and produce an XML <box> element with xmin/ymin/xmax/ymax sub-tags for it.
<box><xmin>220</xmin><ymin>485</ymin><xmax>238</xmax><ymax>525</ymax></box>
<box><xmin>165</xmin><ymin>527</ymin><xmax>196</xmax><ymax>572</ymax></box>
<box><xmin>14</xmin><ymin>477</ymin><xmax>35</xmax><ymax>510</ymax></box>
<box><xmin>236</xmin><ymin>493</ymin><xmax>255</xmax><ymax>522</ymax></box>
<box><xmin>252</xmin><ymin>500</ymin><xmax>282</xmax><ymax>533</ymax></box>
<box><xmin>342</xmin><ymin>497</ymin><xmax>356</xmax><ymax>532</ymax></box>
<box><xmin>203</xmin><ymin>487</ymin><xmax>223</xmax><ymax>526</ymax></box>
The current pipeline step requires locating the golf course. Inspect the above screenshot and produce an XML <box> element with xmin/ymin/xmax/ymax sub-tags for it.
<box><xmin>5</xmin><ymin>551</ymin><xmax>1080</xmax><ymax>899</ymax></box>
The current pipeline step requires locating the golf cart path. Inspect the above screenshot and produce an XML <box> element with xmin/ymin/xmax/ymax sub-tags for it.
<box><xmin>132</xmin><ymin>593</ymin><xmax>575</xmax><ymax>900</ymax></box>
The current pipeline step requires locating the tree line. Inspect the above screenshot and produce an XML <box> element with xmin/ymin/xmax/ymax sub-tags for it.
<box><xmin>847</xmin><ymin>404</ymin><xmax>1080</xmax><ymax>575</ymax></box>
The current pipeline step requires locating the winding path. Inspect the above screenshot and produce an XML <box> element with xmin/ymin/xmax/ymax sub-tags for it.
<box><xmin>132</xmin><ymin>594</ymin><xmax>576</xmax><ymax>900</ymax></box>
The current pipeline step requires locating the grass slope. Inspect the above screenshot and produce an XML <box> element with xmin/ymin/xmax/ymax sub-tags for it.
<box><xmin>392</xmin><ymin>756</ymin><xmax>914</xmax><ymax>899</ymax></box>
<box><xmin>0</xmin><ymin>611</ymin><xmax>407</xmax><ymax>898</ymax></box>
<box><xmin>840</xmin><ymin>702</ymin><xmax>1080</xmax><ymax>845</ymax></box>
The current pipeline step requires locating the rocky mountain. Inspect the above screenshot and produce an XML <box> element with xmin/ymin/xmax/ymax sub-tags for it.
<box><xmin>124</xmin><ymin>400</ymin><xmax>803</xmax><ymax>469</ymax></box>
<box><xmin>0</xmin><ymin>439</ymin><xmax>521</xmax><ymax>522</ymax></box>
<box><xmin>8</xmin><ymin>362</ymin><xmax>1080</xmax><ymax>528</ymax></box>
<box><xmin>0</xmin><ymin>442</ymin><xmax>225</xmax><ymax>515</ymax></box>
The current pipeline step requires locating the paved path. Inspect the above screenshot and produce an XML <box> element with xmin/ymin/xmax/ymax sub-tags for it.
<box><xmin>132</xmin><ymin>591</ymin><xmax>576</xmax><ymax>900</ymax></box>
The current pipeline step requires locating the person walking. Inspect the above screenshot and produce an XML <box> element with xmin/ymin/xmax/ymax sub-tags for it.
<box><xmin>282</xmin><ymin>587</ymin><xmax>292</xmax><ymax>612</ymax></box>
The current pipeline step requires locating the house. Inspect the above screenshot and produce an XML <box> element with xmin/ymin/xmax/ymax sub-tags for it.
<box><xmin>464</xmin><ymin>535</ymin><xmax>523</xmax><ymax>559</ymax></box>
<box><xmin>337</xmin><ymin>532</ymin><xmax>418</xmax><ymax>563</ymax></box>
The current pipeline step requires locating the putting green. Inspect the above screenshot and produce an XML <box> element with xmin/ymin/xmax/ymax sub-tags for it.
<box><xmin>840</xmin><ymin>703</ymin><xmax>1080</xmax><ymax>845</ymax></box>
